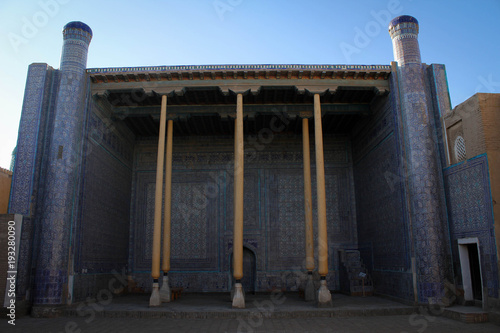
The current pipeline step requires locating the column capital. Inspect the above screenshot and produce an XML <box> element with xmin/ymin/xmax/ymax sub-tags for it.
<box><xmin>222</xmin><ymin>87</ymin><xmax>261</xmax><ymax>96</ymax></box>
<box><xmin>150</xmin><ymin>87</ymin><xmax>185</xmax><ymax>96</ymax></box>
<box><xmin>295</xmin><ymin>87</ymin><xmax>336</xmax><ymax>95</ymax></box>
<box><xmin>298</xmin><ymin>111</ymin><xmax>313</xmax><ymax>119</ymax></box>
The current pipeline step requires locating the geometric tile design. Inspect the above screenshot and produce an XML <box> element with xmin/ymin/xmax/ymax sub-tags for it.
<box><xmin>171</xmin><ymin>173</ymin><xmax>218</xmax><ymax>270</ymax></box>
<box><xmin>355</xmin><ymin>133</ymin><xmax>410</xmax><ymax>270</ymax></box>
<box><xmin>32</xmin><ymin>25</ymin><xmax>93</xmax><ymax>305</ymax></box>
<box><xmin>133</xmin><ymin>170</ymin><xmax>220</xmax><ymax>272</ymax></box>
<box><xmin>354</xmin><ymin>95</ymin><xmax>413</xmax><ymax>301</ymax></box>
<box><xmin>426</xmin><ymin>64</ymin><xmax>453</xmax><ymax>167</ymax></box>
<box><xmin>398</xmin><ymin>63</ymin><xmax>452</xmax><ymax>303</ymax></box>
<box><xmin>444</xmin><ymin>154</ymin><xmax>499</xmax><ymax>298</ymax></box>
<box><xmin>75</xmin><ymin>137</ymin><xmax>133</xmax><ymax>274</ymax></box>
<box><xmin>9</xmin><ymin>64</ymin><xmax>51</xmax><ymax>216</ymax></box>
<box><xmin>172</xmin><ymin>182</ymin><xmax>209</xmax><ymax>260</ymax></box>
<box><xmin>129</xmin><ymin>135</ymin><xmax>356</xmax><ymax>291</ymax></box>
<box><xmin>276</xmin><ymin>169</ymin><xmax>307</xmax><ymax>259</ymax></box>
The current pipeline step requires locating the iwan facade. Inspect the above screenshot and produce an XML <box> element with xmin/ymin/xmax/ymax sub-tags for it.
<box><xmin>6</xmin><ymin>16</ymin><xmax>499</xmax><ymax>312</ymax></box>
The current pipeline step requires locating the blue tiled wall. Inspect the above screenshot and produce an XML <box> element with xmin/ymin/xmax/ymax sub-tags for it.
<box><xmin>129</xmin><ymin>133</ymin><xmax>357</xmax><ymax>292</ymax></box>
<box><xmin>444</xmin><ymin>155</ymin><xmax>499</xmax><ymax>299</ymax></box>
<box><xmin>353</xmin><ymin>94</ymin><xmax>415</xmax><ymax>301</ymax></box>
<box><xmin>9</xmin><ymin>64</ymin><xmax>58</xmax><ymax>216</ymax></box>
<box><xmin>71</xmin><ymin>97</ymin><xmax>134</xmax><ymax>301</ymax></box>
<box><xmin>9</xmin><ymin>64</ymin><xmax>60</xmax><ymax>303</ymax></box>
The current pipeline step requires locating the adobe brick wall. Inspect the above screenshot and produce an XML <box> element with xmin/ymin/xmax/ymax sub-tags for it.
<box><xmin>478</xmin><ymin>93</ymin><xmax>500</xmax><ymax>284</ymax></box>
<box><xmin>444</xmin><ymin>94</ymin><xmax>486</xmax><ymax>164</ymax></box>
<box><xmin>0</xmin><ymin>168</ymin><xmax>12</xmax><ymax>214</ymax></box>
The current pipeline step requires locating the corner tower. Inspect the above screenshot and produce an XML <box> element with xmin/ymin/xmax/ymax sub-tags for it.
<box><xmin>60</xmin><ymin>21</ymin><xmax>93</xmax><ymax>74</ymax></box>
<box><xmin>389</xmin><ymin>15</ymin><xmax>421</xmax><ymax>65</ymax></box>
<box><xmin>388</xmin><ymin>16</ymin><xmax>451</xmax><ymax>305</ymax></box>
<box><xmin>33</xmin><ymin>22</ymin><xmax>92</xmax><ymax>309</ymax></box>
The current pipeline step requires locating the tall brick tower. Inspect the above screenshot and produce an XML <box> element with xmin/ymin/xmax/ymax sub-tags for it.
<box><xmin>389</xmin><ymin>15</ymin><xmax>421</xmax><ymax>65</ymax></box>
<box><xmin>33</xmin><ymin>22</ymin><xmax>92</xmax><ymax>308</ymax></box>
<box><xmin>389</xmin><ymin>16</ymin><xmax>451</xmax><ymax>304</ymax></box>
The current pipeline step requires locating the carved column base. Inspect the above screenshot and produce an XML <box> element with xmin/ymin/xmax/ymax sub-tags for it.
<box><xmin>305</xmin><ymin>272</ymin><xmax>315</xmax><ymax>302</ymax></box>
<box><xmin>149</xmin><ymin>281</ymin><xmax>161</xmax><ymax>307</ymax></box>
<box><xmin>317</xmin><ymin>279</ymin><xmax>332</xmax><ymax>308</ymax></box>
<box><xmin>160</xmin><ymin>275</ymin><xmax>171</xmax><ymax>303</ymax></box>
<box><xmin>232</xmin><ymin>282</ymin><xmax>245</xmax><ymax>309</ymax></box>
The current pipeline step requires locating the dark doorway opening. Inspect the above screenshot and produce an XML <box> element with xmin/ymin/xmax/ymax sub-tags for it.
<box><xmin>467</xmin><ymin>243</ymin><xmax>482</xmax><ymax>300</ymax></box>
<box><xmin>242</xmin><ymin>247</ymin><xmax>256</xmax><ymax>293</ymax></box>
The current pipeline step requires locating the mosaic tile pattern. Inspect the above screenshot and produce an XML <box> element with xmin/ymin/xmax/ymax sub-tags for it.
<box><xmin>389</xmin><ymin>16</ymin><xmax>421</xmax><ymax>65</ymax></box>
<box><xmin>32</xmin><ymin>25</ymin><xmax>92</xmax><ymax>305</ymax></box>
<box><xmin>397</xmin><ymin>62</ymin><xmax>452</xmax><ymax>303</ymax></box>
<box><xmin>129</xmin><ymin>135</ymin><xmax>356</xmax><ymax>292</ymax></box>
<box><xmin>355</xmin><ymin>133</ymin><xmax>409</xmax><ymax>270</ymax></box>
<box><xmin>354</xmin><ymin>94</ymin><xmax>414</xmax><ymax>301</ymax></box>
<box><xmin>426</xmin><ymin>64</ymin><xmax>452</xmax><ymax>167</ymax></box>
<box><xmin>444</xmin><ymin>155</ymin><xmax>499</xmax><ymax>298</ymax></box>
<box><xmin>9</xmin><ymin>64</ymin><xmax>50</xmax><ymax>216</ymax></box>
<box><xmin>14</xmin><ymin>216</ymin><xmax>33</xmax><ymax>301</ymax></box>
<box><xmin>75</xmin><ymin>117</ymin><xmax>133</xmax><ymax>274</ymax></box>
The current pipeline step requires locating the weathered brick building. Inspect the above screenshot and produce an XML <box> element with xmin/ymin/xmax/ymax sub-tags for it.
<box><xmin>0</xmin><ymin>167</ymin><xmax>12</xmax><ymax>214</ymax></box>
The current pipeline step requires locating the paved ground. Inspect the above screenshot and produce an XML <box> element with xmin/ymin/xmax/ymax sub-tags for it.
<box><xmin>1</xmin><ymin>315</ymin><xmax>499</xmax><ymax>333</ymax></box>
<box><xmin>1</xmin><ymin>293</ymin><xmax>499</xmax><ymax>332</ymax></box>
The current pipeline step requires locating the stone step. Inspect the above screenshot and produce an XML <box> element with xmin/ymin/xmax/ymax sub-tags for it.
<box><xmin>58</xmin><ymin>294</ymin><xmax>414</xmax><ymax>319</ymax></box>
<box><xmin>442</xmin><ymin>306</ymin><xmax>489</xmax><ymax>324</ymax></box>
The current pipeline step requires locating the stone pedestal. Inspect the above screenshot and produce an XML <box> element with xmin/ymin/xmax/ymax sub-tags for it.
<box><xmin>305</xmin><ymin>273</ymin><xmax>315</xmax><ymax>302</ymax></box>
<box><xmin>317</xmin><ymin>280</ymin><xmax>332</xmax><ymax>308</ymax></box>
<box><xmin>232</xmin><ymin>282</ymin><xmax>245</xmax><ymax>309</ymax></box>
<box><xmin>230</xmin><ymin>282</ymin><xmax>246</xmax><ymax>302</ymax></box>
<box><xmin>149</xmin><ymin>281</ymin><xmax>161</xmax><ymax>307</ymax></box>
<box><xmin>160</xmin><ymin>275</ymin><xmax>171</xmax><ymax>303</ymax></box>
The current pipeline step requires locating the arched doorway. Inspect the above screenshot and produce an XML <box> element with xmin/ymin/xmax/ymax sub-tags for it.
<box><xmin>230</xmin><ymin>247</ymin><xmax>256</xmax><ymax>293</ymax></box>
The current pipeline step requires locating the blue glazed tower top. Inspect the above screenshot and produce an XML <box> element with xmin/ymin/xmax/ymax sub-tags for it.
<box><xmin>60</xmin><ymin>21</ymin><xmax>92</xmax><ymax>73</ymax></box>
<box><xmin>388</xmin><ymin>15</ymin><xmax>419</xmax><ymax>39</ymax></box>
<box><xmin>388</xmin><ymin>15</ymin><xmax>421</xmax><ymax>65</ymax></box>
<box><xmin>63</xmin><ymin>21</ymin><xmax>92</xmax><ymax>44</ymax></box>
<box><xmin>389</xmin><ymin>15</ymin><xmax>418</xmax><ymax>29</ymax></box>
<box><xmin>63</xmin><ymin>21</ymin><xmax>93</xmax><ymax>36</ymax></box>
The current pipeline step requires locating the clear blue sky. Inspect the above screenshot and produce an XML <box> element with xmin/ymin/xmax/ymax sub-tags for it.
<box><xmin>0</xmin><ymin>0</ymin><xmax>499</xmax><ymax>169</ymax></box>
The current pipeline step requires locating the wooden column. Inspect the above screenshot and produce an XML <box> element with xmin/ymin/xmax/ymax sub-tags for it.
<box><xmin>232</xmin><ymin>93</ymin><xmax>245</xmax><ymax>308</ymax></box>
<box><xmin>233</xmin><ymin>93</ymin><xmax>244</xmax><ymax>280</ymax></box>
<box><xmin>314</xmin><ymin>94</ymin><xmax>328</xmax><ymax>276</ymax></box>
<box><xmin>314</xmin><ymin>93</ymin><xmax>332</xmax><ymax>307</ymax></box>
<box><xmin>160</xmin><ymin>119</ymin><xmax>173</xmax><ymax>302</ymax></box>
<box><xmin>150</xmin><ymin>94</ymin><xmax>167</xmax><ymax>306</ymax></box>
<box><xmin>303</xmin><ymin>118</ymin><xmax>314</xmax><ymax>272</ymax></box>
